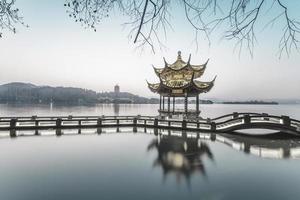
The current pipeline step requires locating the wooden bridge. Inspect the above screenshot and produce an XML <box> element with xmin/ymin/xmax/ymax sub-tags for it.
<box><xmin>0</xmin><ymin>112</ymin><xmax>300</xmax><ymax>136</ymax></box>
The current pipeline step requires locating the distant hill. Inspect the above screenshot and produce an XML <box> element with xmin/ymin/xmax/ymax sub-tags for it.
<box><xmin>0</xmin><ymin>82</ymin><xmax>158</xmax><ymax>104</ymax></box>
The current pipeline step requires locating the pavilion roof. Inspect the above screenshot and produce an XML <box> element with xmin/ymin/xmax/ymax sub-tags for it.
<box><xmin>147</xmin><ymin>75</ymin><xmax>216</xmax><ymax>94</ymax></box>
<box><xmin>153</xmin><ymin>51</ymin><xmax>209</xmax><ymax>79</ymax></box>
<box><xmin>147</xmin><ymin>51</ymin><xmax>216</xmax><ymax>95</ymax></box>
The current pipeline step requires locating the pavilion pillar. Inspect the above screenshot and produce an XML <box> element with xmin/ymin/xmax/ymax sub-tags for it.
<box><xmin>162</xmin><ymin>96</ymin><xmax>165</xmax><ymax>111</ymax></box>
<box><xmin>159</xmin><ymin>95</ymin><xmax>162</xmax><ymax>110</ymax></box>
<box><xmin>167</xmin><ymin>97</ymin><xmax>170</xmax><ymax>112</ymax></box>
<box><xmin>172</xmin><ymin>97</ymin><xmax>175</xmax><ymax>113</ymax></box>
<box><xmin>184</xmin><ymin>94</ymin><xmax>188</xmax><ymax>114</ymax></box>
<box><xmin>196</xmin><ymin>94</ymin><xmax>199</xmax><ymax>114</ymax></box>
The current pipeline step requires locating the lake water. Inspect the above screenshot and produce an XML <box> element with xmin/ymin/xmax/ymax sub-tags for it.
<box><xmin>0</xmin><ymin>103</ymin><xmax>300</xmax><ymax>200</ymax></box>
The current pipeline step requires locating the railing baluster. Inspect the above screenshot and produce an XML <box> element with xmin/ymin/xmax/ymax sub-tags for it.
<box><xmin>0</xmin><ymin>113</ymin><xmax>298</xmax><ymax>135</ymax></box>
<box><xmin>282</xmin><ymin>115</ymin><xmax>291</xmax><ymax>126</ymax></box>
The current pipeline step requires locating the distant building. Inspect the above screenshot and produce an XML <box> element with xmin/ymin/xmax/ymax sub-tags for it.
<box><xmin>114</xmin><ymin>84</ymin><xmax>120</xmax><ymax>93</ymax></box>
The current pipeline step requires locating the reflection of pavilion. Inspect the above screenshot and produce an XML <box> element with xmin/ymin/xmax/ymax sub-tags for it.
<box><xmin>148</xmin><ymin>133</ymin><xmax>214</xmax><ymax>184</ymax></box>
<box><xmin>147</xmin><ymin>129</ymin><xmax>300</xmax><ymax>185</ymax></box>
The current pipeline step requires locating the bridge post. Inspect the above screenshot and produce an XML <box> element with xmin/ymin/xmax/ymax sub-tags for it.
<box><xmin>154</xmin><ymin>118</ymin><xmax>158</xmax><ymax>127</ymax></box>
<box><xmin>35</xmin><ymin>120</ymin><xmax>39</xmax><ymax>127</ymax></box>
<box><xmin>233</xmin><ymin>112</ymin><xmax>238</xmax><ymax>119</ymax></box>
<box><xmin>262</xmin><ymin>113</ymin><xmax>269</xmax><ymax>121</ymax></box>
<box><xmin>182</xmin><ymin>120</ymin><xmax>187</xmax><ymax>129</ymax></box>
<box><xmin>133</xmin><ymin>117</ymin><xmax>137</xmax><ymax>125</ymax></box>
<box><xmin>282</xmin><ymin>115</ymin><xmax>291</xmax><ymax>126</ymax></box>
<box><xmin>97</xmin><ymin>118</ymin><xmax>102</xmax><ymax>127</ymax></box>
<box><xmin>244</xmin><ymin>115</ymin><xmax>250</xmax><ymax>124</ymax></box>
<box><xmin>56</xmin><ymin>118</ymin><xmax>62</xmax><ymax>128</ymax></box>
<box><xmin>10</xmin><ymin>118</ymin><xmax>17</xmax><ymax>129</ymax></box>
<box><xmin>210</xmin><ymin>122</ymin><xmax>216</xmax><ymax>131</ymax></box>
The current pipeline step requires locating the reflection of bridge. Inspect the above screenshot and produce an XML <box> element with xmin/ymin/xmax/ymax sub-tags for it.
<box><xmin>1</xmin><ymin>126</ymin><xmax>299</xmax><ymax>160</ymax></box>
<box><xmin>155</xmin><ymin>130</ymin><xmax>300</xmax><ymax>160</ymax></box>
<box><xmin>0</xmin><ymin>112</ymin><xmax>300</xmax><ymax>136</ymax></box>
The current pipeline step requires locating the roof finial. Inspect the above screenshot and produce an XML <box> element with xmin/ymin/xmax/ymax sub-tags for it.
<box><xmin>163</xmin><ymin>57</ymin><xmax>168</xmax><ymax>67</ymax></box>
<box><xmin>187</xmin><ymin>54</ymin><xmax>191</xmax><ymax>64</ymax></box>
<box><xmin>177</xmin><ymin>51</ymin><xmax>182</xmax><ymax>60</ymax></box>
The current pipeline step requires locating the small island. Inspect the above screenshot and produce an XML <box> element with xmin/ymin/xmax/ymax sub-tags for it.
<box><xmin>223</xmin><ymin>100</ymin><xmax>279</xmax><ymax>105</ymax></box>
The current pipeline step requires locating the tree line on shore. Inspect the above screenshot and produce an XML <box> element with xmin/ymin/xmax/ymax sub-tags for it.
<box><xmin>0</xmin><ymin>82</ymin><xmax>158</xmax><ymax>104</ymax></box>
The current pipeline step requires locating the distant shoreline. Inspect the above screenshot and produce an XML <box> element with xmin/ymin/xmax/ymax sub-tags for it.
<box><xmin>222</xmin><ymin>101</ymin><xmax>279</xmax><ymax>105</ymax></box>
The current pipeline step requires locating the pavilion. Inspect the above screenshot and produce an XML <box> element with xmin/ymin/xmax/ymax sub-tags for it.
<box><xmin>147</xmin><ymin>51</ymin><xmax>216</xmax><ymax>118</ymax></box>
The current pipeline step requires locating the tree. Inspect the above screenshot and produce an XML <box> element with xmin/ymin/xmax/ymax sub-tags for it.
<box><xmin>64</xmin><ymin>0</ymin><xmax>300</xmax><ymax>57</ymax></box>
<box><xmin>0</xmin><ymin>0</ymin><xmax>27</xmax><ymax>38</ymax></box>
<box><xmin>1</xmin><ymin>0</ymin><xmax>299</xmax><ymax>57</ymax></box>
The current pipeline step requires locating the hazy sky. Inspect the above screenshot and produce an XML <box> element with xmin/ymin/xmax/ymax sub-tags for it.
<box><xmin>1</xmin><ymin>0</ymin><xmax>300</xmax><ymax>100</ymax></box>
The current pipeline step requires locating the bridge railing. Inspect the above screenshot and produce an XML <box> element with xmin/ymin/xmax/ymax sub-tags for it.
<box><xmin>0</xmin><ymin>113</ymin><xmax>299</xmax><ymax>135</ymax></box>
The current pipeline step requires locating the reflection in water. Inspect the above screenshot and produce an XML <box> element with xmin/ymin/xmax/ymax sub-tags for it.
<box><xmin>144</xmin><ymin>130</ymin><xmax>300</xmax><ymax>187</ymax></box>
<box><xmin>148</xmin><ymin>133</ymin><xmax>213</xmax><ymax>184</ymax></box>
<box><xmin>216</xmin><ymin>133</ymin><xmax>300</xmax><ymax>159</ymax></box>
<box><xmin>1</xmin><ymin>128</ymin><xmax>300</xmax><ymax>160</ymax></box>
<box><xmin>113</xmin><ymin>103</ymin><xmax>120</xmax><ymax>116</ymax></box>
<box><xmin>1</xmin><ymin>128</ymin><xmax>300</xmax><ymax>200</ymax></box>
<box><xmin>151</xmin><ymin>130</ymin><xmax>300</xmax><ymax>160</ymax></box>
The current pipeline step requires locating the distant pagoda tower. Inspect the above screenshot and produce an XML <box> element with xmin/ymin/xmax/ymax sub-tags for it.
<box><xmin>114</xmin><ymin>84</ymin><xmax>120</xmax><ymax>93</ymax></box>
<box><xmin>147</xmin><ymin>51</ymin><xmax>216</xmax><ymax>118</ymax></box>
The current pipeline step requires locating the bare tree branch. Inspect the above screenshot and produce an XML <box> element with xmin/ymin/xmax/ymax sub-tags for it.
<box><xmin>2</xmin><ymin>0</ymin><xmax>298</xmax><ymax>58</ymax></box>
<box><xmin>0</xmin><ymin>0</ymin><xmax>27</xmax><ymax>38</ymax></box>
<box><xmin>63</xmin><ymin>0</ymin><xmax>298</xmax><ymax>57</ymax></box>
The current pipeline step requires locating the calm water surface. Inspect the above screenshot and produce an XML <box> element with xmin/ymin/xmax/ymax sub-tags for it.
<box><xmin>1</xmin><ymin>103</ymin><xmax>300</xmax><ymax>119</ymax></box>
<box><xmin>0</xmin><ymin>104</ymin><xmax>300</xmax><ymax>200</ymax></box>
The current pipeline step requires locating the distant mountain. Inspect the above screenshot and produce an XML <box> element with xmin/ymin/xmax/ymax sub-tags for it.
<box><xmin>0</xmin><ymin>82</ymin><xmax>158</xmax><ymax>104</ymax></box>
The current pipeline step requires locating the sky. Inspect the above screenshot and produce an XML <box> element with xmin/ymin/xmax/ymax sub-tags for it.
<box><xmin>0</xmin><ymin>0</ymin><xmax>300</xmax><ymax>100</ymax></box>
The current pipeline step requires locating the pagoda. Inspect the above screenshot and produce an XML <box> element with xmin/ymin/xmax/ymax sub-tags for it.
<box><xmin>147</xmin><ymin>51</ymin><xmax>216</xmax><ymax>118</ymax></box>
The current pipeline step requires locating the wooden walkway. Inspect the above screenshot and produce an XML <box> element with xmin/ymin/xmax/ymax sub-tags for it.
<box><xmin>0</xmin><ymin>112</ymin><xmax>300</xmax><ymax>136</ymax></box>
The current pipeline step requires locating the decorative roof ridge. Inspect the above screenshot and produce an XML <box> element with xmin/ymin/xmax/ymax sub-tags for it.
<box><xmin>187</xmin><ymin>54</ymin><xmax>191</xmax><ymax>65</ymax></box>
<box><xmin>163</xmin><ymin>57</ymin><xmax>168</xmax><ymax>68</ymax></box>
<box><xmin>193</xmin><ymin>75</ymin><xmax>216</xmax><ymax>83</ymax></box>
